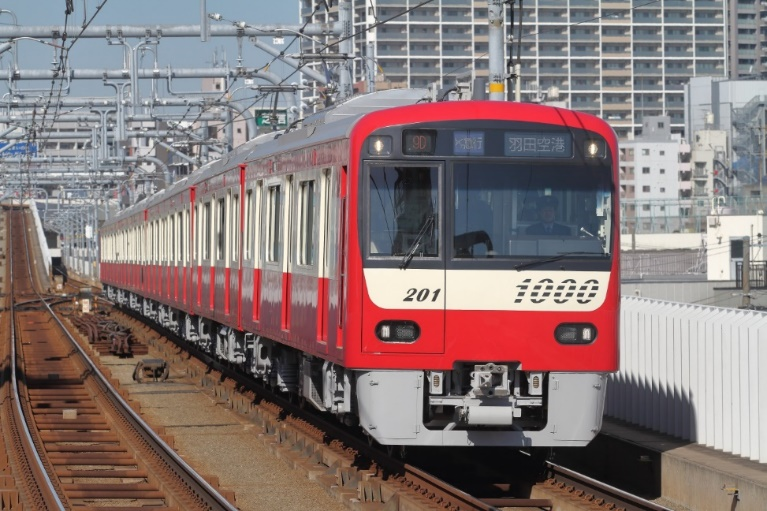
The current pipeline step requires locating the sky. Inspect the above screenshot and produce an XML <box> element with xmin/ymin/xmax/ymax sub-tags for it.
<box><xmin>0</xmin><ymin>0</ymin><xmax>304</xmax><ymax>99</ymax></box>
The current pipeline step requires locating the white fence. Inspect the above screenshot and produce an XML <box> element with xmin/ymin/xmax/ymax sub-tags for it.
<box><xmin>607</xmin><ymin>297</ymin><xmax>767</xmax><ymax>463</ymax></box>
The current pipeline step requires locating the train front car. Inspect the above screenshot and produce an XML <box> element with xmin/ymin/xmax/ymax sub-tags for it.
<box><xmin>346</xmin><ymin>101</ymin><xmax>619</xmax><ymax>447</ymax></box>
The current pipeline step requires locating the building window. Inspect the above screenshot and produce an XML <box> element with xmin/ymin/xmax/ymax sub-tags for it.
<box><xmin>642</xmin><ymin>148</ymin><xmax>649</xmax><ymax>155</ymax></box>
<box><xmin>642</xmin><ymin>186</ymin><xmax>650</xmax><ymax>192</ymax></box>
<box><xmin>642</xmin><ymin>167</ymin><xmax>650</xmax><ymax>174</ymax></box>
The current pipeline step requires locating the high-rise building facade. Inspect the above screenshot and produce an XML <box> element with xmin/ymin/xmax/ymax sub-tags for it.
<box><xmin>728</xmin><ymin>0</ymin><xmax>767</xmax><ymax>78</ymax></box>
<box><xmin>300</xmin><ymin>0</ymin><xmax>728</xmax><ymax>140</ymax></box>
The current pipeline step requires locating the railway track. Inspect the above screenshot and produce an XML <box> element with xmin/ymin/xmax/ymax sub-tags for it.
<box><xmin>103</xmin><ymin>304</ymin><xmax>674</xmax><ymax>511</ymax></box>
<box><xmin>1</xmin><ymin>203</ymin><xmax>673</xmax><ymax>511</ymax></box>
<box><xmin>2</xmin><ymin>206</ymin><xmax>238</xmax><ymax>511</ymax></box>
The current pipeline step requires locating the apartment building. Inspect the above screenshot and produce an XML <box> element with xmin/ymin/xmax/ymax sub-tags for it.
<box><xmin>619</xmin><ymin>115</ymin><xmax>693</xmax><ymax>234</ymax></box>
<box><xmin>728</xmin><ymin>0</ymin><xmax>767</xmax><ymax>78</ymax></box>
<box><xmin>301</xmin><ymin>0</ymin><xmax>728</xmax><ymax>140</ymax></box>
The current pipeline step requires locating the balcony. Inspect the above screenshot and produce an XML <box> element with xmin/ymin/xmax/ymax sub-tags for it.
<box><xmin>602</xmin><ymin>68</ymin><xmax>631</xmax><ymax>77</ymax></box>
<box><xmin>693</xmin><ymin>187</ymin><xmax>709</xmax><ymax>197</ymax></box>
<box><xmin>632</xmin><ymin>33</ymin><xmax>660</xmax><ymax>42</ymax></box>
<box><xmin>378</xmin><ymin>31</ymin><xmax>407</xmax><ymax>41</ymax></box>
<box><xmin>537</xmin><ymin>66</ymin><xmax>570</xmax><ymax>75</ymax></box>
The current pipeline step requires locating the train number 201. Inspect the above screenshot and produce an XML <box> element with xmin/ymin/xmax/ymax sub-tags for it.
<box><xmin>404</xmin><ymin>288</ymin><xmax>442</xmax><ymax>302</ymax></box>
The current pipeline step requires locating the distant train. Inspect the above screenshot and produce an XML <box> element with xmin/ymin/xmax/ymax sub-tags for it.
<box><xmin>100</xmin><ymin>89</ymin><xmax>619</xmax><ymax>447</ymax></box>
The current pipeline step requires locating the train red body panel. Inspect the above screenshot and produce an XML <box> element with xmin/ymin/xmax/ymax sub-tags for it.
<box><xmin>101</xmin><ymin>89</ymin><xmax>619</xmax><ymax>447</ymax></box>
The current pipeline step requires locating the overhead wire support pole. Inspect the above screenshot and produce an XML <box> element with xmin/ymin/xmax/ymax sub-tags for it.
<box><xmin>337</xmin><ymin>0</ymin><xmax>354</xmax><ymax>101</ymax></box>
<box><xmin>365</xmin><ymin>0</ymin><xmax>378</xmax><ymax>93</ymax></box>
<box><xmin>504</xmin><ymin>0</ymin><xmax>518</xmax><ymax>102</ymax></box>
<box><xmin>488</xmin><ymin>0</ymin><xmax>506</xmax><ymax>101</ymax></box>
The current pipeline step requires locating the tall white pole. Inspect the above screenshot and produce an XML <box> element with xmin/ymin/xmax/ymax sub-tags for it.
<box><xmin>337</xmin><ymin>0</ymin><xmax>354</xmax><ymax>100</ymax></box>
<box><xmin>366</xmin><ymin>0</ymin><xmax>377</xmax><ymax>93</ymax></box>
<box><xmin>488</xmin><ymin>0</ymin><xmax>506</xmax><ymax>101</ymax></box>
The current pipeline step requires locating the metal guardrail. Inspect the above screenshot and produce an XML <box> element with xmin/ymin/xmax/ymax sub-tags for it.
<box><xmin>736</xmin><ymin>260</ymin><xmax>767</xmax><ymax>289</ymax></box>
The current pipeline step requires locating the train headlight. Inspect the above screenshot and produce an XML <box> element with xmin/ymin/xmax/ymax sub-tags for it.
<box><xmin>368</xmin><ymin>136</ymin><xmax>392</xmax><ymax>156</ymax></box>
<box><xmin>376</xmin><ymin>320</ymin><xmax>420</xmax><ymax>343</ymax></box>
<box><xmin>554</xmin><ymin>323</ymin><xmax>597</xmax><ymax>345</ymax></box>
<box><xmin>584</xmin><ymin>140</ymin><xmax>605</xmax><ymax>158</ymax></box>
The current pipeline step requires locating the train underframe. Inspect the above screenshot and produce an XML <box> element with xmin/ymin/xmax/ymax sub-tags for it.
<box><xmin>107</xmin><ymin>286</ymin><xmax>608</xmax><ymax>447</ymax></box>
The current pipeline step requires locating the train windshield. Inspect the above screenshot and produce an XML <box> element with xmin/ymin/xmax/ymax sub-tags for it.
<box><xmin>368</xmin><ymin>164</ymin><xmax>441</xmax><ymax>259</ymax></box>
<box><xmin>452</xmin><ymin>161</ymin><xmax>612</xmax><ymax>259</ymax></box>
<box><xmin>365</xmin><ymin>160</ymin><xmax>612</xmax><ymax>262</ymax></box>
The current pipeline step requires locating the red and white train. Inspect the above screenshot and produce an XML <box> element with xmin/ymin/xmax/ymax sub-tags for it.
<box><xmin>100</xmin><ymin>89</ymin><xmax>619</xmax><ymax>447</ymax></box>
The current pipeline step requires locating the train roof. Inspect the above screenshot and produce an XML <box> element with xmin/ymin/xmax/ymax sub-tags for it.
<box><xmin>104</xmin><ymin>89</ymin><xmax>432</xmax><ymax>224</ymax></box>
<box><xmin>301</xmin><ymin>88</ymin><xmax>430</xmax><ymax>127</ymax></box>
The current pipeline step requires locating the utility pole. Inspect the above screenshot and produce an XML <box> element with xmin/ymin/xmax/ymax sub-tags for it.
<box><xmin>488</xmin><ymin>0</ymin><xmax>506</xmax><ymax>101</ymax></box>
<box><xmin>365</xmin><ymin>0</ymin><xmax>377</xmax><ymax>93</ymax></box>
<box><xmin>337</xmin><ymin>0</ymin><xmax>354</xmax><ymax>101</ymax></box>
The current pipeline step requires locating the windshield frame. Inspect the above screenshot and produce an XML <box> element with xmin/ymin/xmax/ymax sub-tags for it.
<box><xmin>364</xmin><ymin>160</ymin><xmax>444</xmax><ymax>268</ymax></box>
<box><xmin>359</xmin><ymin>121</ymin><xmax>616</xmax><ymax>272</ymax></box>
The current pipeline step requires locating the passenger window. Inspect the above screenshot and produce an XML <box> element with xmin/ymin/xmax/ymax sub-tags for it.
<box><xmin>298</xmin><ymin>180</ymin><xmax>315</xmax><ymax>266</ymax></box>
<box><xmin>266</xmin><ymin>185</ymin><xmax>282</xmax><ymax>262</ymax></box>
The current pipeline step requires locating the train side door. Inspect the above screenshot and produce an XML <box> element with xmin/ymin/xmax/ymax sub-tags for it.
<box><xmin>314</xmin><ymin>168</ymin><xmax>335</xmax><ymax>354</ymax></box>
<box><xmin>260</xmin><ymin>178</ymin><xmax>285</xmax><ymax>332</ymax></box>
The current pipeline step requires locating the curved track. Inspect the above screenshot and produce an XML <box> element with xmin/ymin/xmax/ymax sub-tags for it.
<box><xmin>106</xmin><ymin>283</ymin><xmax>674</xmax><ymax>511</ymax></box>
<box><xmin>3</xmin><ymin>206</ymin><xmax>238</xmax><ymax>511</ymax></box>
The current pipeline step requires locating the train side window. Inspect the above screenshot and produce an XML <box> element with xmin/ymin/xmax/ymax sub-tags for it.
<box><xmin>253</xmin><ymin>182</ymin><xmax>263</xmax><ymax>266</ymax></box>
<box><xmin>169</xmin><ymin>215</ymin><xmax>175</xmax><ymax>264</ymax></box>
<box><xmin>177</xmin><ymin>211</ymin><xmax>184</xmax><ymax>264</ymax></box>
<box><xmin>162</xmin><ymin>217</ymin><xmax>168</xmax><ymax>264</ymax></box>
<box><xmin>196</xmin><ymin>203</ymin><xmax>202</xmax><ymax>262</ymax></box>
<box><xmin>150</xmin><ymin>221</ymin><xmax>156</xmax><ymax>264</ymax></box>
<box><xmin>266</xmin><ymin>184</ymin><xmax>282</xmax><ymax>263</ymax></box>
<box><xmin>182</xmin><ymin>210</ymin><xmax>188</xmax><ymax>265</ymax></box>
<box><xmin>203</xmin><ymin>201</ymin><xmax>212</xmax><ymax>261</ymax></box>
<box><xmin>322</xmin><ymin>169</ymin><xmax>337</xmax><ymax>278</ymax></box>
<box><xmin>244</xmin><ymin>189</ymin><xmax>253</xmax><ymax>261</ymax></box>
<box><xmin>298</xmin><ymin>179</ymin><xmax>315</xmax><ymax>266</ymax></box>
<box><xmin>232</xmin><ymin>192</ymin><xmax>240</xmax><ymax>263</ymax></box>
<box><xmin>216</xmin><ymin>196</ymin><xmax>226</xmax><ymax>261</ymax></box>
<box><xmin>153</xmin><ymin>220</ymin><xmax>158</xmax><ymax>264</ymax></box>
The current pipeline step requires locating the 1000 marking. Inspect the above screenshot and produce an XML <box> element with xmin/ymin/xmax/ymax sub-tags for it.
<box><xmin>514</xmin><ymin>278</ymin><xmax>600</xmax><ymax>304</ymax></box>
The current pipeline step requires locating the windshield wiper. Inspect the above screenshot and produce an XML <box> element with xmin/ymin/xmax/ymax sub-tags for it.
<box><xmin>514</xmin><ymin>251</ymin><xmax>605</xmax><ymax>272</ymax></box>
<box><xmin>399</xmin><ymin>214</ymin><xmax>435</xmax><ymax>270</ymax></box>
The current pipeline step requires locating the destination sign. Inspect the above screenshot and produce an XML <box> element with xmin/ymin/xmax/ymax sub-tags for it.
<box><xmin>453</xmin><ymin>131</ymin><xmax>485</xmax><ymax>156</ymax></box>
<box><xmin>504</xmin><ymin>132</ymin><xmax>572</xmax><ymax>158</ymax></box>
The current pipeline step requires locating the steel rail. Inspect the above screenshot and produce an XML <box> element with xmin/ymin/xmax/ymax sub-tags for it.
<box><xmin>12</xmin><ymin>205</ymin><xmax>239</xmax><ymax>511</ymax></box>
<box><xmin>546</xmin><ymin>462</ymin><xmax>674</xmax><ymax>511</ymax></box>
<box><xmin>8</xmin><ymin>205</ymin><xmax>67</xmax><ymax>510</ymax></box>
